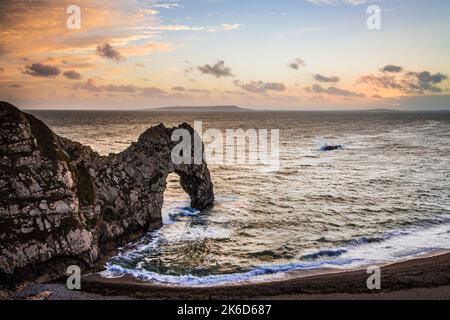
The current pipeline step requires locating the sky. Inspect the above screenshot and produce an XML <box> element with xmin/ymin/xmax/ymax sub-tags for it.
<box><xmin>0</xmin><ymin>0</ymin><xmax>449</xmax><ymax>110</ymax></box>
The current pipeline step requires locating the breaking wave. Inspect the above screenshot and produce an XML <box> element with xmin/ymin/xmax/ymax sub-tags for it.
<box><xmin>103</xmin><ymin>208</ymin><xmax>450</xmax><ymax>286</ymax></box>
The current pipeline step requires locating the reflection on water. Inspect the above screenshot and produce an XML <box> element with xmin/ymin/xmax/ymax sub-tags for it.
<box><xmin>30</xmin><ymin>110</ymin><xmax>450</xmax><ymax>285</ymax></box>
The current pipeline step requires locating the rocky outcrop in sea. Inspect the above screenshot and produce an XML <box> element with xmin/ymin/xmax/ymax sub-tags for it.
<box><xmin>0</xmin><ymin>101</ymin><xmax>214</xmax><ymax>286</ymax></box>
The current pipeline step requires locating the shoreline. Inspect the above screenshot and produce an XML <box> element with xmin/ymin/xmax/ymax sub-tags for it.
<box><xmin>12</xmin><ymin>251</ymin><xmax>449</xmax><ymax>300</ymax></box>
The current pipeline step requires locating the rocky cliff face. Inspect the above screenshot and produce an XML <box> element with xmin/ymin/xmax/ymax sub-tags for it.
<box><xmin>0</xmin><ymin>101</ymin><xmax>214</xmax><ymax>286</ymax></box>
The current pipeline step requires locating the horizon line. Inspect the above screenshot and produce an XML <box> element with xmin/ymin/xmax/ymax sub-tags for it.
<box><xmin>21</xmin><ymin>106</ymin><xmax>450</xmax><ymax>112</ymax></box>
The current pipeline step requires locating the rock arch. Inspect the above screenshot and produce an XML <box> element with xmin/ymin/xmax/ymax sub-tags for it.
<box><xmin>0</xmin><ymin>101</ymin><xmax>214</xmax><ymax>285</ymax></box>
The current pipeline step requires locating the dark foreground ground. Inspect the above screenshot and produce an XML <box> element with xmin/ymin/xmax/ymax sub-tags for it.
<box><xmin>7</xmin><ymin>252</ymin><xmax>450</xmax><ymax>300</ymax></box>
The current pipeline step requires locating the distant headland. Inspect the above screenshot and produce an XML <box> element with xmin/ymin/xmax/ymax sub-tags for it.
<box><xmin>146</xmin><ymin>105</ymin><xmax>252</xmax><ymax>112</ymax></box>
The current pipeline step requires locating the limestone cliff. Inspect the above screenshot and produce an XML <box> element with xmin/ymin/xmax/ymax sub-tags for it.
<box><xmin>0</xmin><ymin>101</ymin><xmax>214</xmax><ymax>286</ymax></box>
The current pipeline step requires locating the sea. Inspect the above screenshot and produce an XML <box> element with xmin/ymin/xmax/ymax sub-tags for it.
<box><xmin>29</xmin><ymin>110</ymin><xmax>450</xmax><ymax>286</ymax></box>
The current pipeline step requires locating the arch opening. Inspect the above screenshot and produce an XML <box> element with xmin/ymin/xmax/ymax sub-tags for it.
<box><xmin>161</xmin><ymin>172</ymin><xmax>197</xmax><ymax>225</ymax></box>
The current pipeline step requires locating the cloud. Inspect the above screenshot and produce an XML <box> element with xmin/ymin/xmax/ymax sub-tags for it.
<box><xmin>235</xmin><ymin>80</ymin><xmax>287</xmax><ymax>94</ymax></box>
<box><xmin>73</xmin><ymin>78</ymin><xmax>169</xmax><ymax>96</ymax></box>
<box><xmin>221</xmin><ymin>23</ymin><xmax>243</xmax><ymax>31</ymax></box>
<box><xmin>22</xmin><ymin>63</ymin><xmax>61</xmax><ymax>78</ymax></box>
<box><xmin>152</xmin><ymin>3</ymin><xmax>183</xmax><ymax>10</ymax></box>
<box><xmin>63</xmin><ymin>70</ymin><xmax>82</xmax><ymax>80</ymax></box>
<box><xmin>305</xmin><ymin>84</ymin><xmax>365</xmax><ymax>98</ymax></box>
<box><xmin>359</xmin><ymin>67</ymin><xmax>448</xmax><ymax>94</ymax></box>
<box><xmin>413</xmin><ymin>71</ymin><xmax>447</xmax><ymax>93</ymax></box>
<box><xmin>149</xmin><ymin>25</ymin><xmax>206</xmax><ymax>31</ymax></box>
<box><xmin>172</xmin><ymin>86</ymin><xmax>186</xmax><ymax>91</ymax></box>
<box><xmin>103</xmin><ymin>84</ymin><xmax>137</xmax><ymax>93</ymax></box>
<box><xmin>198</xmin><ymin>60</ymin><xmax>234</xmax><ymax>78</ymax></box>
<box><xmin>74</xmin><ymin>79</ymin><xmax>138</xmax><ymax>93</ymax></box>
<box><xmin>57</xmin><ymin>57</ymin><xmax>96</xmax><ymax>70</ymax></box>
<box><xmin>149</xmin><ymin>23</ymin><xmax>243</xmax><ymax>32</ymax></box>
<box><xmin>359</xmin><ymin>74</ymin><xmax>404</xmax><ymax>90</ymax></box>
<box><xmin>306</xmin><ymin>0</ymin><xmax>368</xmax><ymax>5</ymax></box>
<box><xmin>381</xmin><ymin>65</ymin><xmax>403</xmax><ymax>73</ymax></box>
<box><xmin>135</xmin><ymin>63</ymin><xmax>146</xmax><ymax>68</ymax></box>
<box><xmin>0</xmin><ymin>1</ymin><xmax>161</xmax><ymax>57</ymax></box>
<box><xmin>96</xmin><ymin>43</ymin><xmax>126</xmax><ymax>62</ymax></box>
<box><xmin>73</xmin><ymin>78</ymin><xmax>103</xmax><ymax>92</ymax></box>
<box><xmin>141</xmin><ymin>86</ymin><xmax>166</xmax><ymax>96</ymax></box>
<box><xmin>314</xmin><ymin>74</ymin><xmax>340</xmax><ymax>83</ymax></box>
<box><xmin>288</xmin><ymin>58</ymin><xmax>306</xmax><ymax>70</ymax></box>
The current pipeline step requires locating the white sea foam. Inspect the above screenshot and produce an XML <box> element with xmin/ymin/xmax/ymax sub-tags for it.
<box><xmin>103</xmin><ymin>219</ymin><xmax>450</xmax><ymax>286</ymax></box>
